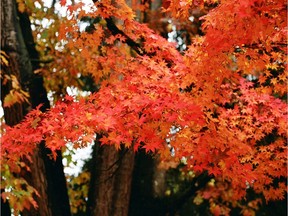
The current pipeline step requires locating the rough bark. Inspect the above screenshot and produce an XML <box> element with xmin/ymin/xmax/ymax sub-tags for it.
<box><xmin>1</xmin><ymin>0</ymin><xmax>27</xmax><ymax>123</ymax></box>
<box><xmin>87</xmin><ymin>135</ymin><xmax>135</xmax><ymax>216</ymax></box>
<box><xmin>1</xmin><ymin>1</ymin><xmax>48</xmax><ymax>215</ymax></box>
<box><xmin>87</xmin><ymin>135</ymin><xmax>117</xmax><ymax>216</ymax></box>
<box><xmin>110</xmin><ymin>149</ymin><xmax>134</xmax><ymax>216</ymax></box>
<box><xmin>1</xmin><ymin>1</ymin><xmax>71</xmax><ymax>215</ymax></box>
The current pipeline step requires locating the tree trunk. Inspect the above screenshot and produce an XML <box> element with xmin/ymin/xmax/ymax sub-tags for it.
<box><xmin>0</xmin><ymin>189</ymin><xmax>11</xmax><ymax>216</ymax></box>
<box><xmin>1</xmin><ymin>1</ymin><xmax>71</xmax><ymax>215</ymax></box>
<box><xmin>87</xmin><ymin>135</ymin><xmax>135</xmax><ymax>216</ymax></box>
<box><xmin>128</xmin><ymin>151</ymin><xmax>156</xmax><ymax>216</ymax></box>
<box><xmin>17</xmin><ymin>6</ymin><xmax>71</xmax><ymax>216</ymax></box>
<box><xmin>110</xmin><ymin>149</ymin><xmax>134</xmax><ymax>216</ymax></box>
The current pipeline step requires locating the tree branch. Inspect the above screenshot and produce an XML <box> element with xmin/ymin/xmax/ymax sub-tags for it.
<box><xmin>165</xmin><ymin>172</ymin><xmax>212</xmax><ymax>215</ymax></box>
<box><xmin>105</xmin><ymin>17</ymin><xmax>144</xmax><ymax>55</ymax></box>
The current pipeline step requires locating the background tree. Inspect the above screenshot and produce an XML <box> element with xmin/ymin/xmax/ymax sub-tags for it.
<box><xmin>1</xmin><ymin>0</ymin><xmax>70</xmax><ymax>215</ymax></box>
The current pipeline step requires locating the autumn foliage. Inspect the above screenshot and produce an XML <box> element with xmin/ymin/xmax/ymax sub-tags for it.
<box><xmin>1</xmin><ymin>0</ymin><xmax>287</xmax><ymax>214</ymax></box>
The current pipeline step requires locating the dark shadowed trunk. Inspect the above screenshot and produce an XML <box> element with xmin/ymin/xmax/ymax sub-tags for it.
<box><xmin>0</xmin><ymin>188</ymin><xmax>11</xmax><ymax>216</ymax></box>
<box><xmin>1</xmin><ymin>0</ymin><xmax>71</xmax><ymax>215</ymax></box>
<box><xmin>17</xmin><ymin>6</ymin><xmax>71</xmax><ymax>216</ymax></box>
<box><xmin>128</xmin><ymin>151</ymin><xmax>155</xmax><ymax>216</ymax></box>
<box><xmin>129</xmin><ymin>155</ymin><xmax>211</xmax><ymax>216</ymax></box>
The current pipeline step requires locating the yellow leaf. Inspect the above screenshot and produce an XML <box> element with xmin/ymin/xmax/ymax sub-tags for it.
<box><xmin>0</xmin><ymin>51</ymin><xmax>9</xmax><ymax>66</ymax></box>
<box><xmin>31</xmin><ymin>117</ymin><xmax>41</xmax><ymax>129</ymax></box>
<box><xmin>11</xmin><ymin>75</ymin><xmax>21</xmax><ymax>89</ymax></box>
<box><xmin>16</xmin><ymin>0</ymin><xmax>26</xmax><ymax>13</ymax></box>
<box><xmin>3</xmin><ymin>91</ymin><xmax>17</xmax><ymax>107</ymax></box>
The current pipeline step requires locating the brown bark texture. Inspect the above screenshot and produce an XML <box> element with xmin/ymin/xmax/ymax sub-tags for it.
<box><xmin>87</xmin><ymin>135</ymin><xmax>135</xmax><ymax>216</ymax></box>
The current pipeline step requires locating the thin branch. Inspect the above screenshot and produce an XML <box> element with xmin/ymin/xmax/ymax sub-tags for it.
<box><xmin>30</xmin><ymin>58</ymin><xmax>54</xmax><ymax>64</ymax></box>
<box><xmin>105</xmin><ymin>17</ymin><xmax>144</xmax><ymax>56</ymax></box>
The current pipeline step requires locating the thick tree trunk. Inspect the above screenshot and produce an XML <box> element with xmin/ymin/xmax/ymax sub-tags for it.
<box><xmin>84</xmin><ymin>0</ymin><xmax>137</xmax><ymax>212</ymax></box>
<box><xmin>87</xmin><ymin>135</ymin><xmax>135</xmax><ymax>216</ymax></box>
<box><xmin>87</xmin><ymin>141</ymin><xmax>118</xmax><ymax>216</ymax></box>
<box><xmin>110</xmin><ymin>149</ymin><xmax>134</xmax><ymax>216</ymax></box>
<box><xmin>1</xmin><ymin>1</ymin><xmax>71</xmax><ymax>215</ymax></box>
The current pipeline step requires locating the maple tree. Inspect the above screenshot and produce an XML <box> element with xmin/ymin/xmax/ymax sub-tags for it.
<box><xmin>1</xmin><ymin>0</ymin><xmax>287</xmax><ymax>215</ymax></box>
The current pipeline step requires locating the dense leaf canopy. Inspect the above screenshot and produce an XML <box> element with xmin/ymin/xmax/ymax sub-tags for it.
<box><xmin>1</xmin><ymin>0</ymin><xmax>287</xmax><ymax>214</ymax></box>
